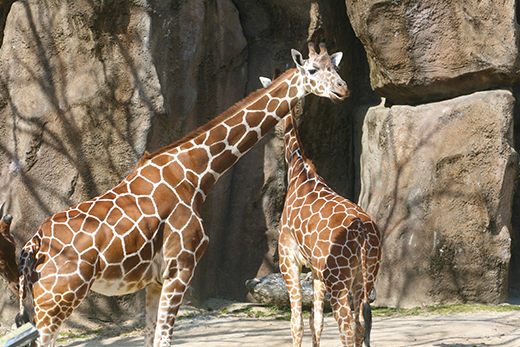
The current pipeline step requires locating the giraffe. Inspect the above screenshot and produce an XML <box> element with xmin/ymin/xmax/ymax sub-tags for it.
<box><xmin>0</xmin><ymin>42</ymin><xmax>349</xmax><ymax>347</ymax></box>
<box><xmin>279</xmin><ymin>109</ymin><xmax>381</xmax><ymax>347</ymax></box>
<box><xmin>263</xmin><ymin>52</ymin><xmax>382</xmax><ymax>347</ymax></box>
<box><xmin>0</xmin><ymin>203</ymin><xmax>18</xmax><ymax>297</ymax></box>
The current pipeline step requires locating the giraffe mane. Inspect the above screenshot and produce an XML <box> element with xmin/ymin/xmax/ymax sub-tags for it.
<box><xmin>304</xmin><ymin>157</ymin><xmax>317</xmax><ymax>173</ymax></box>
<box><xmin>289</xmin><ymin>122</ymin><xmax>317</xmax><ymax>175</ymax></box>
<box><xmin>137</xmin><ymin>68</ymin><xmax>297</xmax><ymax>166</ymax></box>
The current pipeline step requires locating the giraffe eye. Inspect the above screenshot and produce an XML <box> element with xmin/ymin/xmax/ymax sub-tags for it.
<box><xmin>308</xmin><ymin>68</ymin><xmax>318</xmax><ymax>75</ymax></box>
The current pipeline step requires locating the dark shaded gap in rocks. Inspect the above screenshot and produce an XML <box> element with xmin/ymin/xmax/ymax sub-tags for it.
<box><xmin>0</xmin><ymin>1</ymin><xmax>14</xmax><ymax>49</ymax></box>
<box><xmin>516</xmin><ymin>0</ymin><xmax>520</xmax><ymax>25</ymax></box>
<box><xmin>509</xmin><ymin>80</ymin><xmax>520</xmax><ymax>303</ymax></box>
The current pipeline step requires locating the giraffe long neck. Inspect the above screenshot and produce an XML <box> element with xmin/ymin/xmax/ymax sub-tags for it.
<box><xmin>142</xmin><ymin>68</ymin><xmax>306</xmax><ymax>203</ymax></box>
<box><xmin>283</xmin><ymin>109</ymin><xmax>312</xmax><ymax>186</ymax></box>
<box><xmin>283</xmin><ymin>110</ymin><xmax>305</xmax><ymax>165</ymax></box>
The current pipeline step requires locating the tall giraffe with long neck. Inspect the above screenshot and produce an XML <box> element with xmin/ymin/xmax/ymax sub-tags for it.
<box><xmin>1</xmin><ymin>43</ymin><xmax>348</xmax><ymax>347</ymax></box>
<box><xmin>265</xmin><ymin>45</ymin><xmax>381</xmax><ymax>347</ymax></box>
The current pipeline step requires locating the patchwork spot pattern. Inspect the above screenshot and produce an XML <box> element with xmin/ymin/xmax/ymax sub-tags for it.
<box><xmin>17</xmin><ymin>45</ymin><xmax>350</xmax><ymax>347</ymax></box>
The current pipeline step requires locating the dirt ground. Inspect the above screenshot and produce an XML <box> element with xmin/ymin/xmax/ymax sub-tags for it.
<box><xmin>41</xmin><ymin>300</ymin><xmax>520</xmax><ymax>347</ymax></box>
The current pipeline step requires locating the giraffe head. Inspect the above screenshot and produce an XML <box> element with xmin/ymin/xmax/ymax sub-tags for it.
<box><xmin>0</xmin><ymin>203</ymin><xmax>18</xmax><ymax>287</ymax></box>
<box><xmin>292</xmin><ymin>42</ymin><xmax>349</xmax><ymax>102</ymax></box>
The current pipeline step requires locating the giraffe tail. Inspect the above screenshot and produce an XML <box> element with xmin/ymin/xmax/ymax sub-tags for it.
<box><xmin>361</xmin><ymin>230</ymin><xmax>372</xmax><ymax>347</ymax></box>
<box><xmin>362</xmin><ymin>300</ymin><xmax>372</xmax><ymax>347</ymax></box>
<box><xmin>16</xmin><ymin>256</ymin><xmax>30</xmax><ymax>327</ymax></box>
<box><xmin>16</xmin><ymin>238</ymin><xmax>39</xmax><ymax>327</ymax></box>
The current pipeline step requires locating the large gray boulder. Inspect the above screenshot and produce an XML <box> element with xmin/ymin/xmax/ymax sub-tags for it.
<box><xmin>245</xmin><ymin>273</ymin><xmax>375</xmax><ymax>308</ymax></box>
<box><xmin>358</xmin><ymin>90</ymin><xmax>518</xmax><ymax>307</ymax></box>
<box><xmin>345</xmin><ymin>0</ymin><xmax>520</xmax><ymax>104</ymax></box>
<box><xmin>245</xmin><ymin>273</ymin><xmax>316</xmax><ymax>308</ymax></box>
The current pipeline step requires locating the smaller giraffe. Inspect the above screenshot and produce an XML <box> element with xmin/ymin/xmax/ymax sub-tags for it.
<box><xmin>263</xmin><ymin>47</ymin><xmax>382</xmax><ymax>346</ymax></box>
<box><xmin>280</xmin><ymin>109</ymin><xmax>381</xmax><ymax>347</ymax></box>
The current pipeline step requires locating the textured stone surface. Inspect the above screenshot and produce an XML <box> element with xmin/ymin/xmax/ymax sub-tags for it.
<box><xmin>0</xmin><ymin>0</ymin><xmax>163</xmax><ymax>322</ymax></box>
<box><xmin>359</xmin><ymin>90</ymin><xmax>518</xmax><ymax>307</ymax></box>
<box><xmin>1</xmin><ymin>0</ymin><xmax>516</xmax><ymax>324</ymax></box>
<box><xmin>510</xmin><ymin>82</ymin><xmax>520</xmax><ymax>300</ymax></box>
<box><xmin>345</xmin><ymin>0</ymin><xmax>520</xmax><ymax>104</ymax></box>
<box><xmin>0</xmin><ymin>0</ymin><xmax>162</xmax><ymax>224</ymax></box>
<box><xmin>0</xmin><ymin>0</ymin><xmax>369</xmax><ymax>322</ymax></box>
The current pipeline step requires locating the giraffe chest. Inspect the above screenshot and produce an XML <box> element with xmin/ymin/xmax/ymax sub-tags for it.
<box><xmin>291</xmin><ymin>245</ymin><xmax>312</xmax><ymax>270</ymax></box>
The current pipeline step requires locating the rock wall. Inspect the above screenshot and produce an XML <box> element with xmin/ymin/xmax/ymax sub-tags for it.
<box><xmin>0</xmin><ymin>0</ymin><xmax>164</xmax><ymax>321</ymax></box>
<box><xmin>349</xmin><ymin>0</ymin><xmax>520</xmax><ymax>307</ymax></box>
<box><xmin>0</xmin><ymin>0</ymin><xmax>517</xmax><ymax>323</ymax></box>
<box><xmin>359</xmin><ymin>91</ymin><xmax>517</xmax><ymax>307</ymax></box>
<box><xmin>346</xmin><ymin>0</ymin><xmax>520</xmax><ymax>105</ymax></box>
<box><xmin>510</xmin><ymin>81</ymin><xmax>520</xmax><ymax>301</ymax></box>
<box><xmin>0</xmin><ymin>0</ymin><xmax>373</xmax><ymax>322</ymax></box>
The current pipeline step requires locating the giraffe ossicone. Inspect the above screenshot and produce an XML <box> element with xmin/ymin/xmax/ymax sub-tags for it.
<box><xmin>0</xmin><ymin>42</ymin><xmax>349</xmax><ymax>347</ymax></box>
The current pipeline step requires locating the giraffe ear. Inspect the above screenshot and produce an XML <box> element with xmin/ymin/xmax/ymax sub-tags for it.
<box><xmin>259</xmin><ymin>77</ymin><xmax>272</xmax><ymax>88</ymax></box>
<box><xmin>330</xmin><ymin>52</ymin><xmax>343</xmax><ymax>67</ymax></box>
<box><xmin>291</xmin><ymin>49</ymin><xmax>305</xmax><ymax>72</ymax></box>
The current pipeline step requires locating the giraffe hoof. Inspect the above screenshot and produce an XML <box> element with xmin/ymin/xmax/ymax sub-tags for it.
<box><xmin>15</xmin><ymin>308</ymin><xmax>30</xmax><ymax>328</ymax></box>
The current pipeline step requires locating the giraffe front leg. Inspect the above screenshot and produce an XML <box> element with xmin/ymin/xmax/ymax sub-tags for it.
<box><xmin>310</xmin><ymin>275</ymin><xmax>327</xmax><ymax>347</ymax></box>
<box><xmin>279</xmin><ymin>255</ymin><xmax>303</xmax><ymax>347</ymax></box>
<box><xmin>154</xmin><ymin>218</ymin><xmax>208</xmax><ymax>347</ymax></box>
<box><xmin>144</xmin><ymin>283</ymin><xmax>162</xmax><ymax>347</ymax></box>
<box><xmin>153</xmin><ymin>264</ymin><xmax>195</xmax><ymax>347</ymax></box>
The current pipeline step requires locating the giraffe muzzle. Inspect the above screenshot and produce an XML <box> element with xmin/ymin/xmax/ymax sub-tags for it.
<box><xmin>330</xmin><ymin>87</ymin><xmax>350</xmax><ymax>102</ymax></box>
<box><xmin>330</xmin><ymin>79</ymin><xmax>350</xmax><ymax>102</ymax></box>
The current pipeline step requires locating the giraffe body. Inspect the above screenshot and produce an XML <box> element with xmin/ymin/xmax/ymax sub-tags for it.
<box><xmin>275</xmin><ymin>46</ymin><xmax>381</xmax><ymax>347</ymax></box>
<box><xmin>5</xmin><ymin>43</ymin><xmax>349</xmax><ymax>347</ymax></box>
<box><xmin>279</xmin><ymin>162</ymin><xmax>381</xmax><ymax>347</ymax></box>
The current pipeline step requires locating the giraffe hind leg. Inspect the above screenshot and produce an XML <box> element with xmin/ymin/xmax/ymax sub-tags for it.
<box><xmin>330</xmin><ymin>288</ymin><xmax>356</xmax><ymax>347</ymax></box>
<box><xmin>32</xmin><ymin>278</ymin><xmax>91</xmax><ymax>347</ymax></box>
<box><xmin>359</xmin><ymin>273</ymin><xmax>376</xmax><ymax>347</ymax></box>
<box><xmin>310</xmin><ymin>275</ymin><xmax>326</xmax><ymax>347</ymax></box>
<box><xmin>34</xmin><ymin>303</ymin><xmax>73</xmax><ymax>347</ymax></box>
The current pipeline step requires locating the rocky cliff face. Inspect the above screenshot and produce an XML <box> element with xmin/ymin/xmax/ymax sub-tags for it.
<box><xmin>349</xmin><ymin>0</ymin><xmax>520</xmax><ymax>307</ymax></box>
<box><xmin>0</xmin><ymin>0</ymin><xmax>372</xmax><ymax>321</ymax></box>
<box><xmin>0</xmin><ymin>0</ymin><xmax>517</xmax><ymax>323</ymax></box>
<box><xmin>359</xmin><ymin>91</ymin><xmax>517</xmax><ymax>307</ymax></box>
<box><xmin>346</xmin><ymin>0</ymin><xmax>520</xmax><ymax>105</ymax></box>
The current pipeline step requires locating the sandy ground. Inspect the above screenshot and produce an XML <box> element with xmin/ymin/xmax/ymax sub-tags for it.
<box><xmin>45</xmin><ymin>301</ymin><xmax>520</xmax><ymax>347</ymax></box>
